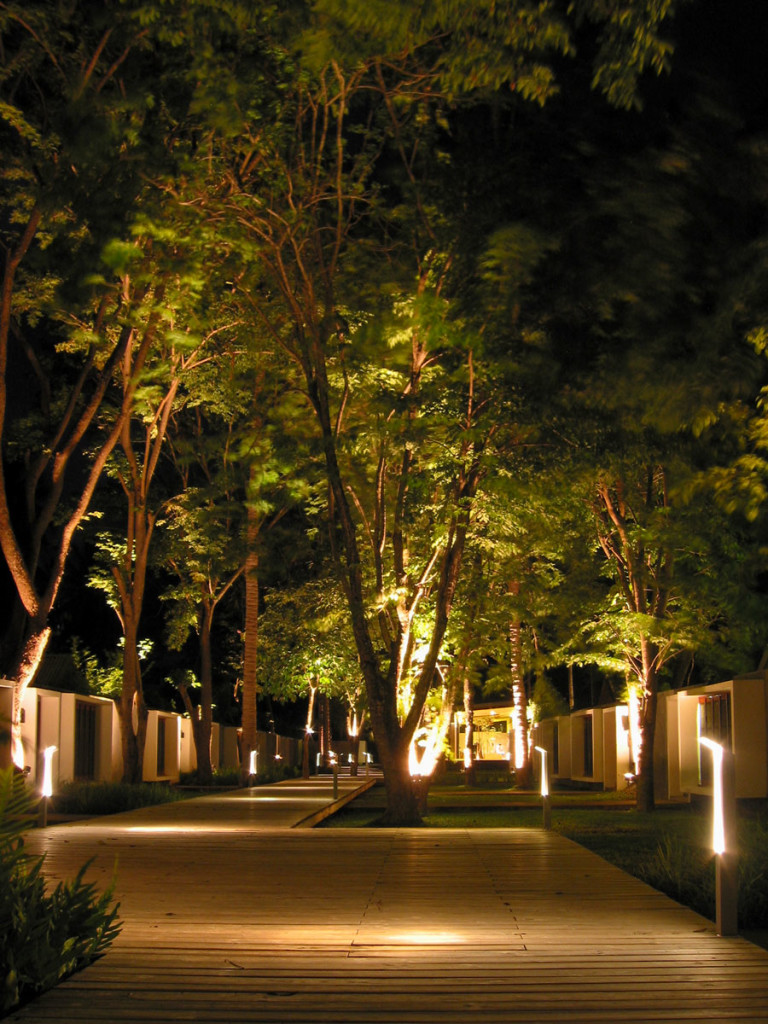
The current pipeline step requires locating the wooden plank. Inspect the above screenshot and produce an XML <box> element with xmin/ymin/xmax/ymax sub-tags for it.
<box><xmin>7</xmin><ymin>790</ymin><xmax>768</xmax><ymax>1022</ymax></box>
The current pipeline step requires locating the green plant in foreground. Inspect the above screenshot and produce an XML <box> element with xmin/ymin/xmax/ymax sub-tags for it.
<box><xmin>0</xmin><ymin>770</ymin><xmax>121</xmax><ymax>1015</ymax></box>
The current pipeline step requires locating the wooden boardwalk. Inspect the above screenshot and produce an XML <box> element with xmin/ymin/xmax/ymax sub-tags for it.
<box><xmin>8</xmin><ymin>780</ymin><xmax>768</xmax><ymax>1023</ymax></box>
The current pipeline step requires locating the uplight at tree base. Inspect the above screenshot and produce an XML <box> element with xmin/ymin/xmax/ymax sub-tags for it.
<box><xmin>409</xmin><ymin>727</ymin><xmax>439</xmax><ymax>778</ymax></box>
<box><xmin>249</xmin><ymin>750</ymin><xmax>258</xmax><ymax>775</ymax></box>
<box><xmin>699</xmin><ymin>737</ymin><xmax>725</xmax><ymax>854</ymax></box>
<box><xmin>627</xmin><ymin>685</ymin><xmax>642</xmax><ymax>774</ymax></box>
<box><xmin>41</xmin><ymin>746</ymin><xmax>57</xmax><ymax>798</ymax></box>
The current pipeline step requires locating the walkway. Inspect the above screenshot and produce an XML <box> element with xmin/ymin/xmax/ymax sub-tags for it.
<box><xmin>9</xmin><ymin>778</ymin><xmax>768</xmax><ymax>1023</ymax></box>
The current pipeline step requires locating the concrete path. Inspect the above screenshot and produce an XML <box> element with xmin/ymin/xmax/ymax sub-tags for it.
<box><xmin>8</xmin><ymin>778</ymin><xmax>768</xmax><ymax>1023</ymax></box>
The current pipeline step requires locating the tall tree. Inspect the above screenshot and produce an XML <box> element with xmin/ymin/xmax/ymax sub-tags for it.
<box><xmin>0</xmin><ymin>1</ymin><xmax>175</xmax><ymax>763</ymax></box>
<box><xmin>191</xmin><ymin>0</ymin><xmax>682</xmax><ymax>822</ymax></box>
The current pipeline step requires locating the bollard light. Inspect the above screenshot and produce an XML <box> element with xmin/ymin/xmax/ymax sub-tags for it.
<box><xmin>699</xmin><ymin>736</ymin><xmax>738</xmax><ymax>936</ymax></box>
<box><xmin>534</xmin><ymin>746</ymin><xmax>551</xmax><ymax>829</ymax></box>
<box><xmin>38</xmin><ymin>746</ymin><xmax>57</xmax><ymax>827</ymax></box>
<box><xmin>41</xmin><ymin>745</ymin><xmax>57</xmax><ymax>798</ymax></box>
<box><xmin>699</xmin><ymin>737</ymin><xmax>725</xmax><ymax>854</ymax></box>
<box><xmin>249</xmin><ymin>749</ymin><xmax>258</xmax><ymax>776</ymax></box>
<box><xmin>534</xmin><ymin>746</ymin><xmax>549</xmax><ymax>798</ymax></box>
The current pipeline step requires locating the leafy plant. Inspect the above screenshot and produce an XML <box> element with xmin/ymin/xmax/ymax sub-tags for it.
<box><xmin>0</xmin><ymin>770</ymin><xmax>121</xmax><ymax>1015</ymax></box>
<box><xmin>52</xmin><ymin>780</ymin><xmax>187</xmax><ymax>817</ymax></box>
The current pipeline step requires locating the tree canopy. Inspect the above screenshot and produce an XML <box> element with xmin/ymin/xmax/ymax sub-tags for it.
<box><xmin>3</xmin><ymin>0</ymin><xmax>768</xmax><ymax>819</ymax></box>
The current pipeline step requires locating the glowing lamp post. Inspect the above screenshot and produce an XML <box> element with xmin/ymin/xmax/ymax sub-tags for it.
<box><xmin>39</xmin><ymin>746</ymin><xmax>57</xmax><ymax>827</ymax></box>
<box><xmin>534</xmin><ymin>746</ymin><xmax>551</xmax><ymax>830</ymax></box>
<box><xmin>248</xmin><ymin>748</ymin><xmax>258</xmax><ymax>783</ymax></box>
<box><xmin>699</xmin><ymin>737</ymin><xmax>738</xmax><ymax>937</ymax></box>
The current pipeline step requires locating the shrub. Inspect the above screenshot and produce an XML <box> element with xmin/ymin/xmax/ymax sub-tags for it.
<box><xmin>0</xmin><ymin>769</ymin><xmax>121</xmax><ymax>1015</ymax></box>
<box><xmin>52</xmin><ymin>780</ymin><xmax>187</xmax><ymax>816</ymax></box>
<box><xmin>178</xmin><ymin>768</ymin><xmax>241</xmax><ymax>788</ymax></box>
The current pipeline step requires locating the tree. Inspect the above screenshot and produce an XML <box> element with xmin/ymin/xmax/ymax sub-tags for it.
<box><xmin>538</xmin><ymin>63</ymin><xmax>768</xmax><ymax>809</ymax></box>
<box><xmin>259</xmin><ymin>577</ymin><xmax>362</xmax><ymax>778</ymax></box>
<box><xmin>183</xmin><ymin>0</ymin><xmax>683</xmax><ymax>822</ymax></box>
<box><xmin>0</xmin><ymin>1</ymin><xmax>177</xmax><ymax>763</ymax></box>
<box><xmin>160</xmin><ymin>367</ymin><xmax>252</xmax><ymax>783</ymax></box>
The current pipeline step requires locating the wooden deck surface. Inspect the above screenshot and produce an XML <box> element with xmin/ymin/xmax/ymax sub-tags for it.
<box><xmin>8</xmin><ymin>780</ymin><xmax>768</xmax><ymax>1023</ymax></box>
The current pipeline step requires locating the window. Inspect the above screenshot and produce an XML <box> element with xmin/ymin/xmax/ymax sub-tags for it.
<box><xmin>698</xmin><ymin>693</ymin><xmax>731</xmax><ymax>786</ymax></box>
<box><xmin>583</xmin><ymin>715</ymin><xmax>593</xmax><ymax>777</ymax></box>
<box><xmin>157</xmin><ymin>717</ymin><xmax>166</xmax><ymax>776</ymax></box>
<box><xmin>74</xmin><ymin>700</ymin><xmax>98</xmax><ymax>780</ymax></box>
<box><xmin>552</xmin><ymin>722</ymin><xmax>559</xmax><ymax>776</ymax></box>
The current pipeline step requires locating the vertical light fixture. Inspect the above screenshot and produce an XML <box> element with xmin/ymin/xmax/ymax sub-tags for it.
<box><xmin>699</xmin><ymin>737</ymin><xmax>738</xmax><ymax>936</ymax></box>
<box><xmin>534</xmin><ymin>745</ymin><xmax>551</xmax><ymax>829</ymax></box>
<box><xmin>39</xmin><ymin>745</ymin><xmax>57</xmax><ymax>827</ymax></box>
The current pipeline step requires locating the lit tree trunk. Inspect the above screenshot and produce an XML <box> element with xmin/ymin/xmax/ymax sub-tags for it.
<box><xmin>463</xmin><ymin>668</ymin><xmax>476</xmax><ymax>787</ymax></box>
<box><xmin>117</xmin><ymin>615</ymin><xmax>148</xmax><ymax>784</ymax></box>
<box><xmin>111</xmin><ymin>447</ymin><xmax>158</xmax><ymax>783</ymax></box>
<box><xmin>240</xmin><ymin>501</ymin><xmax>260</xmax><ymax>785</ymax></box>
<box><xmin>8</xmin><ymin>620</ymin><xmax>51</xmax><ymax>768</ymax></box>
<box><xmin>594</xmin><ymin>474</ymin><xmax>670</xmax><ymax>813</ymax></box>
<box><xmin>347</xmin><ymin>706</ymin><xmax>360</xmax><ymax>776</ymax></box>
<box><xmin>509</xmin><ymin>582</ymin><xmax>531</xmax><ymax>788</ymax></box>
<box><xmin>635</xmin><ymin>641</ymin><xmax>660</xmax><ymax>813</ymax></box>
<box><xmin>302</xmin><ymin>681</ymin><xmax>317</xmax><ymax>779</ymax></box>
<box><xmin>177</xmin><ymin>680</ymin><xmax>204</xmax><ymax>778</ymax></box>
<box><xmin>320</xmin><ymin>694</ymin><xmax>331</xmax><ymax>766</ymax></box>
<box><xmin>193</xmin><ymin>602</ymin><xmax>215</xmax><ymax>784</ymax></box>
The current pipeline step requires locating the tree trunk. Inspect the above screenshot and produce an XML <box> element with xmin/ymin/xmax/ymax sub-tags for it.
<box><xmin>118</xmin><ymin>635</ymin><xmax>147</xmax><ymax>784</ymax></box>
<box><xmin>463</xmin><ymin>670</ymin><xmax>476</xmax><ymax>788</ymax></box>
<box><xmin>177</xmin><ymin>681</ymin><xmax>205</xmax><ymax>779</ymax></box>
<box><xmin>509</xmin><ymin>592</ymin><xmax>532</xmax><ymax>788</ymax></box>
<box><xmin>194</xmin><ymin>603</ymin><xmax>215</xmax><ymax>784</ymax></box>
<box><xmin>636</xmin><ymin>671</ymin><xmax>658</xmax><ymax>812</ymax></box>
<box><xmin>376</xmin><ymin>735</ymin><xmax>421</xmax><ymax>826</ymax></box>
<box><xmin>9</xmin><ymin>621</ymin><xmax>51</xmax><ymax>768</ymax></box>
<box><xmin>348</xmin><ymin>710</ymin><xmax>359</xmax><ymax>777</ymax></box>
<box><xmin>302</xmin><ymin>683</ymin><xmax>317</xmax><ymax>779</ymax></box>
<box><xmin>240</xmin><ymin>504</ymin><xmax>259</xmax><ymax>785</ymax></box>
<box><xmin>320</xmin><ymin>694</ymin><xmax>331</xmax><ymax>767</ymax></box>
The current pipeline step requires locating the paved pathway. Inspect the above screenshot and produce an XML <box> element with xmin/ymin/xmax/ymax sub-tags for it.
<box><xmin>8</xmin><ymin>778</ymin><xmax>768</xmax><ymax>1023</ymax></box>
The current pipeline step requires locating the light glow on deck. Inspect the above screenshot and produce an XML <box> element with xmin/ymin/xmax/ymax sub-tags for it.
<box><xmin>390</xmin><ymin>930</ymin><xmax>465</xmax><ymax>944</ymax></box>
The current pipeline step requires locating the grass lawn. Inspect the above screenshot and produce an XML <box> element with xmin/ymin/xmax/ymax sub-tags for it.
<box><xmin>322</xmin><ymin>783</ymin><xmax>768</xmax><ymax>941</ymax></box>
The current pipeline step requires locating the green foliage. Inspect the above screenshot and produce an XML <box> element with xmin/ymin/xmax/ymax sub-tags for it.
<box><xmin>0</xmin><ymin>770</ymin><xmax>121</xmax><ymax>1015</ymax></box>
<box><xmin>71</xmin><ymin>639</ymin><xmax>153</xmax><ymax>700</ymax></box>
<box><xmin>305</xmin><ymin>0</ymin><xmax>677</xmax><ymax>107</ymax></box>
<box><xmin>51</xmin><ymin>780</ymin><xmax>187</xmax><ymax>817</ymax></box>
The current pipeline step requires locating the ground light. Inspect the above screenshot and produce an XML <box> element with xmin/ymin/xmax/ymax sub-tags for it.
<box><xmin>534</xmin><ymin>746</ymin><xmax>551</xmax><ymax>829</ymax></box>
<box><xmin>248</xmin><ymin>749</ymin><xmax>258</xmax><ymax>779</ymax></box>
<box><xmin>38</xmin><ymin>745</ymin><xmax>56</xmax><ymax>826</ymax></box>
<box><xmin>699</xmin><ymin>736</ymin><xmax>738</xmax><ymax>937</ymax></box>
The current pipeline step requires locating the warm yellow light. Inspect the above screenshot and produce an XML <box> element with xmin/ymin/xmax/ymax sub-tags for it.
<box><xmin>390</xmin><ymin>930</ymin><xmax>464</xmax><ymax>945</ymax></box>
<box><xmin>249</xmin><ymin>750</ymin><xmax>258</xmax><ymax>774</ymax></box>
<box><xmin>41</xmin><ymin>746</ymin><xmax>56</xmax><ymax>798</ymax></box>
<box><xmin>409</xmin><ymin>726</ymin><xmax>439</xmax><ymax>777</ymax></box>
<box><xmin>534</xmin><ymin>745</ymin><xmax>548</xmax><ymax>798</ymax></box>
<box><xmin>463</xmin><ymin>746</ymin><xmax>472</xmax><ymax>769</ymax></box>
<box><xmin>628</xmin><ymin>685</ymin><xmax>642</xmax><ymax>773</ymax></box>
<box><xmin>699</xmin><ymin>737</ymin><xmax>725</xmax><ymax>854</ymax></box>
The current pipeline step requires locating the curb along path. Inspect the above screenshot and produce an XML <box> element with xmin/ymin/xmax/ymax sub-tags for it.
<box><xmin>9</xmin><ymin>777</ymin><xmax>768</xmax><ymax>1023</ymax></box>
